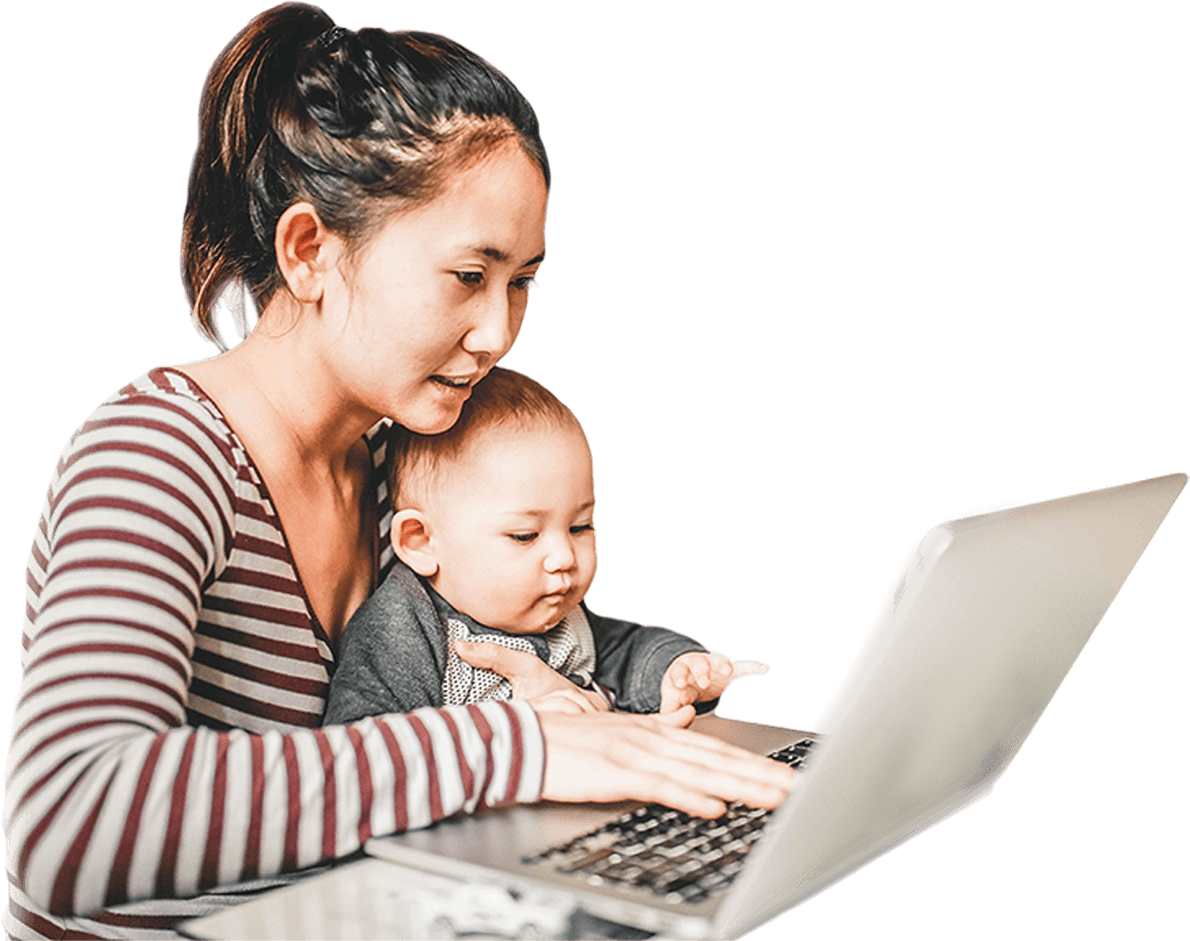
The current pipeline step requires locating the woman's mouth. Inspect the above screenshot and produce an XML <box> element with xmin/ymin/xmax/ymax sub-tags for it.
<box><xmin>430</xmin><ymin>374</ymin><xmax>474</xmax><ymax>394</ymax></box>
<box><xmin>431</xmin><ymin>374</ymin><xmax>471</xmax><ymax>388</ymax></box>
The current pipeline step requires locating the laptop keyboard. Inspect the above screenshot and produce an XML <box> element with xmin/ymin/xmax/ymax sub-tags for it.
<box><xmin>524</xmin><ymin>738</ymin><xmax>815</xmax><ymax>906</ymax></box>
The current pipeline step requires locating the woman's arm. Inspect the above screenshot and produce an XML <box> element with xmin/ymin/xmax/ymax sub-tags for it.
<box><xmin>5</xmin><ymin>382</ymin><xmax>542</xmax><ymax>920</ymax></box>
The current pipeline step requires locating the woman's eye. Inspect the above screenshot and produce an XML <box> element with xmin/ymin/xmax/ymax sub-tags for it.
<box><xmin>508</xmin><ymin>532</ymin><xmax>537</xmax><ymax>544</ymax></box>
<box><xmin>455</xmin><ymin>270</ymin><xmax>484</xmax><ymax>286</ymax></box>
<box><xmin>569</xmin><ymin>524</ymin><xmax>594</xmax><ymax>535</ymax></box>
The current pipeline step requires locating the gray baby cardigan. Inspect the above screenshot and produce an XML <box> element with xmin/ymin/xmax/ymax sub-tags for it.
<box><xmin>323</xmin><ymin>561</ymin><xmax>709</xmax><ymax>724</ymax></box>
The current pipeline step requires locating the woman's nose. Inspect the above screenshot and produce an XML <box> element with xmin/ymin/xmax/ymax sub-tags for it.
<box><xmin>462</xmin><ymin>289</ymin><xmax>517</xmax><ymax>361</ymax></box>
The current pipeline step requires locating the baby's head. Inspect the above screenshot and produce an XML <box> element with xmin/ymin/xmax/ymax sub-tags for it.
<box><xmin>389</xmin><ymin>367</ymin><xmax>596</xmax><ymax>634</ymax></box>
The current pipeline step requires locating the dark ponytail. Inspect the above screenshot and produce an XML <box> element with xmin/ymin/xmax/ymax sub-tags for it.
<box><xmin>182</xmin><ymin>3</ymin><xmax>549</xmax><ymax>347</ymax></box>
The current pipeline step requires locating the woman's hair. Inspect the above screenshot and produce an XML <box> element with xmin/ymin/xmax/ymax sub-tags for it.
<box><xmin>182</xmin><ymin>2</ymin><xmax>550</xmax><ymax>346</ymax></box>
<box><xmin>390</xmin><ymin>367</ymin><xmax>580</xmax><ymax>510</ymax></box>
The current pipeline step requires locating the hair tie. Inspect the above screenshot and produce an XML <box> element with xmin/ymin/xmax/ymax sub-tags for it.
<box><xmin>317</xmin><ymin>25</ymin><xmax>349</xmax><ymax>51</ymax></box>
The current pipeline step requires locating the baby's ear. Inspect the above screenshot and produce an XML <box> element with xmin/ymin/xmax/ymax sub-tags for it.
<box><xmin>391</xmin><ymin>508</ymin><xmax>438</xmax><ymax>577</ymax></box>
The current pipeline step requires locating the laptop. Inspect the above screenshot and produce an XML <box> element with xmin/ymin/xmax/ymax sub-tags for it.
<box><xmin>360</xmin><ymin>473</ymin><xmax>1185</xmax><ymax>939</ymax></box>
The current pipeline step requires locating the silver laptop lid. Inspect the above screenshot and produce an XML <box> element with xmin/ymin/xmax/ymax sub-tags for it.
<box><xmin>714</xmin><ymin>473</ymin><xmax>1185</xmax><ymax>937</ymax></box>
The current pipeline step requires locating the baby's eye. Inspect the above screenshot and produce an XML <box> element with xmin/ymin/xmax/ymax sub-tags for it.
<box><xmin>455</xmin><ymin>270</ymin><xmax>484</xmax><ymax>286</ymax></box>
<box><xmin>569</xmin><ymin>524</ymin><xmax>594</xmax><ymax>535</ymax></box>
<box><xmin>508</xmin><ymin>532</ymin><xmax>538</xmax><ymax>544</ymax></box>
<box><xmin>510</xmin><ymin>275</ymin><xmax>537</xmax><ymax>292</ymax></box>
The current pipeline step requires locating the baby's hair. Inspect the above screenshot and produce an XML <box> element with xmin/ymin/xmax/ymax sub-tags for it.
<box><xmin>182</xmin><ymin>2</ymin><xmax>549</xmax><ymax>348</ymax></box>
<box><xmin>390</xmin><ymin>367</ymin><xmax>580</xmax><ymax>509</ymax></box>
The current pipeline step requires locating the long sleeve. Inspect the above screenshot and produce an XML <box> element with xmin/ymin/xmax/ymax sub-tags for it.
<box><xmin>5</xmin><ymin>372</ymin><xmax>544</xmax><ymax>928</ymax></box>
<box><xmin>583</xmin><ymin>604</ymin><xmax>708</xmax><ymax>714</ymax></box>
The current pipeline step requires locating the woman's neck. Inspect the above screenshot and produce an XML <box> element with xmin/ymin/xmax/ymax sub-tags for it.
<box><xmin>185</xmin><ymin>303</ymin><xmax>380</xmax><ymax>481</ymax></box>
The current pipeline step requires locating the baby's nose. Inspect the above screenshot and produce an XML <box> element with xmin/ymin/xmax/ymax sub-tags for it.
<box><xmin>543</xmin><ymin>536</ymin><xmax>577</xmax><ymax>572</ymax></box>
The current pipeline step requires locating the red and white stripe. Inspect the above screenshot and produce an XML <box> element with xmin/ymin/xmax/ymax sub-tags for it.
<box><xmin>5</xmin><ymin>368</ymin><xmax>544</xmax><ymax>939</ymax></box>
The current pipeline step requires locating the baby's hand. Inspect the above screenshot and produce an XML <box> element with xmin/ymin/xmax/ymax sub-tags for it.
<box><xmin>660</xmin><ymin>652</ymin><xmax>734</xmax><ymax>714</ymax></box>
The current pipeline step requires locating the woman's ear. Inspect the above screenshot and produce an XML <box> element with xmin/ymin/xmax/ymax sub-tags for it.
<box><xmin>273</xmin><ymin>202</ymin><xmax>342</xmax><ymax>303</ymax></box>
<box><xmin>392</xmin><ymin>508</ymin><xmax>438</xmax><ymax>577</ymax></box>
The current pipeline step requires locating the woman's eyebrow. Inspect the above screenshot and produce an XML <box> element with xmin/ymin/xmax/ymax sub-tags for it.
<box><xmin>470</xmin><ymin>246</ymin><xmax>545</xmax><ymax>266</ymax></box>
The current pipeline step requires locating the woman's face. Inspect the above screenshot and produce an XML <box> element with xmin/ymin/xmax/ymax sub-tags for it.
<box><xmin>319</xmin><ymin>142</ymin><xmax>549</xmax><ymax>434</ymax></box>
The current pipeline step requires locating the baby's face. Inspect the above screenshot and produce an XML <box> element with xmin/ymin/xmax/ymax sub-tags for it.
<box><xmin>419</xmin><ymin>421</ymin><xmax>597</xmax><ymax>634</ymax></box>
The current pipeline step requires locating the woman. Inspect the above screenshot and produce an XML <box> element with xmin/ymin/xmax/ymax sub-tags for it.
<box><xmin>4</xmin><ymin>4</ymin><xmax>795</xmax><ymax>937</ymax></box>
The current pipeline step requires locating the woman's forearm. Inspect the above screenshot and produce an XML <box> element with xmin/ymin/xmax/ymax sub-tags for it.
<box><xmin>7</xmin><ymin>687</ymin><xmax>541</xmax><ymax>917</ymax></box>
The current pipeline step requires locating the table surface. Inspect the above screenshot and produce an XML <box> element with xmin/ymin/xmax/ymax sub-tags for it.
<box><xmin>178</xmin><ymin>856</ymin><xmax>661</xmax><ymax>937</ymax></box>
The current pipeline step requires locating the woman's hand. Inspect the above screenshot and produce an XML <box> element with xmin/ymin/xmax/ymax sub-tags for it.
<box><xmin>454</xmin><ymin>639</ymin><xmax>612</xmax><ymax>715</ymax></box>
<box><xmin>536</xmin><ymin>710</ymin><xmax>799</xmax><ymax>818</ymax></box>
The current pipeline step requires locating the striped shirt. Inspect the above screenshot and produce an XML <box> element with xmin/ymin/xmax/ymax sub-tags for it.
<box><xmin>5</xmin><ymin>368</ymin><xmax>544</xmax><ymax>939</ymax></box>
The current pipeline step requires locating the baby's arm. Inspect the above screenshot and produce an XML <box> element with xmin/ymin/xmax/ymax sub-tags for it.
<box><xmin>584</xmin><ymin>606</ymin><xmax>769</xmax><ymax>715</ymax></box>
<box><xmin>324</xmin><ymin>564</ymin><xmax>448</xmax><ymax>723</ymax></box>
<box><xmin>583</xmin><ymin>605</ymin><xmax>711</xmax><ymax>713</ymax></box>
<box><xmin>660</xmin><ymin>652</ymin><xmax>735</xmax><ymax>714</ymax></box>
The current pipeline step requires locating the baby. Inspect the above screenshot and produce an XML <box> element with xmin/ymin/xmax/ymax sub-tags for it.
<box><xmin>323</xmin><ymin>367</ymin><xmax>737</xmax><ymax>724</ymax></box>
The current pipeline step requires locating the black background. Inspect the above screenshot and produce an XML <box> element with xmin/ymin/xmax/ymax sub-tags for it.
<box><xmin>13</xmin><ymin>3</ymin><xmax>1185</xmax><ymax>937</ymax></box>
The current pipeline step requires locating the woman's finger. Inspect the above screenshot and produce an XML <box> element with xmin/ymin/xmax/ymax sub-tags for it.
<box><xmin>578</xmin><ymin>686</ymin><xmax>612</xmax><ymax>712</ymax></box>
<box><xmin>643</xmin><ymin>718</ymin><xmax>797</xmax><ymax>790</ymax></box>
<box><xmin>456</xmin><ymin>640</ymin><xmax>610</xmax><ymax>711</ymax></box>
<box><xmin>529</xmin><ymin>689</ymin><xmax>591</xmax><ymax>715</ymax></box>
<box><xmin>650</xmin><ymin>704</ymin><xmax>696</xmax><ymax>728</ymax></box>
<box><xmin>614</xmin><ymin>745</ymin><xmax>791</xmax><ymax>812</ymax></box>
<box><xmin>537</xmin><ymin>712</ymin><xmax>798</xmax><ymax>816</ymax></box>
<box><xmin>545</xmin><ymin>687</ymin><xmax>607</xmax><ymax>715</ymax></box>
<box><xmin>454</xmin><ymin>639</ymin><xmax>540</xmax><ymax>681</ymax></box>
<box><xmin>455</xmin><ymin>640</ymin><xmax>566</xmax><ymax>699</ymax></box>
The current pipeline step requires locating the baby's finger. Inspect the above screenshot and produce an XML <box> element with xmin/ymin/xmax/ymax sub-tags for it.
<box><xmin>730</xmin><ymin>659</ymin><xmax>770</xmax><ymax>679</ymax></box>
<box><xmin>659</xmin><ymin>677</ymin><xmax>695</xmax><ymax>715</ymax></box>
<box><xmin>669</xmin><ymin>661</ymin><xmax>690</xmax><ymax>690</ymax></box>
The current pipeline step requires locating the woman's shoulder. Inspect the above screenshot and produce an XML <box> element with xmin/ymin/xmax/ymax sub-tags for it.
<box><xmin>103</xmin><ymin>365</ymin><xmax>235</xmax><ymax>428</ymax></box>
<box><xmin>49</xmin><ymin>367</ymin><xmax>248</xmax><ymax>526</ymax></box>
<box><xmin>39</xmin><ymin>367</ymin><xmax>248</xmax><ymax>582</ymax></box>
<box><xmin>77</xmin><ymin>366</ymin><xmax>245</xmax><ymax>470</ymax></box>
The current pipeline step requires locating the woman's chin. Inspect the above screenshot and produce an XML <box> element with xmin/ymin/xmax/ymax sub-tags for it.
<box><xmin>394</xmin><ymin>403</ymin><xmax>464</xmax><ymax>435</ymax></box>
